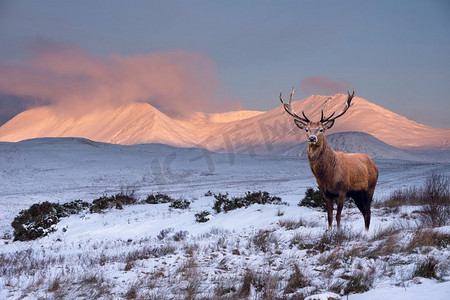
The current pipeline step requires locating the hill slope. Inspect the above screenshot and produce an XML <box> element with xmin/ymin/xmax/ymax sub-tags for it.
<box><xmin>282</xmin><ymin>131</ymin><xmax>449</xmax><ymax>162</ymax></box>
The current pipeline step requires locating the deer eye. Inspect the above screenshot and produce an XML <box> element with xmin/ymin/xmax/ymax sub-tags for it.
<box><xmin>305</xmin><ymin>128</ymin><xmax>309</xmax><ymax>132</ymax></box>
<box><xmin>319</xmin><ymin>128</ymin><xmax>324</xmax><ymax>133</ymax></box>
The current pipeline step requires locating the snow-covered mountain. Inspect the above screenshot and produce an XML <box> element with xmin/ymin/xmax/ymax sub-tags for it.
<box><xmin>281</xmin><ymin>131</ymin><xmax>450</xmax><ymax>162</ymax></box>
<box><xmin>0</xmin><ymin>94</ymin><xmax>449</xmax><ymax>153</ymax></box>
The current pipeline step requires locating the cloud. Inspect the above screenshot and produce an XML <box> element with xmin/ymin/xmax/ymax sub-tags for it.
<box><xmin>0</xmin><ymin>95</ymin><xmax>35</xmax><ymax>125</ymax></box>
<box><xmin>300</xmin><ymin>76</ymin><xmax>349</xmax><ymax>95</ymax></box>
<box><xmin>0</xmin><ymin>42</ymin><xmax>241</xmax><ymax>118</ymax></box>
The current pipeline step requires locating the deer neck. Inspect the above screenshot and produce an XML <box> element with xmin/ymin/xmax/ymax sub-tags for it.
<box><xmin>306</xmin><ymin>136</ymin><xmax>337</xmax><ymax>179</ymax></box>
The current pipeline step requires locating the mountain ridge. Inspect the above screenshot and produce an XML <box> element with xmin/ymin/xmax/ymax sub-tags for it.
<box><xmin>0</xmin><ymin>94</ymin><xmax>449</xmax><ymax>153</ymax></box>
<box><xmin>281</xmin><ymin>131</ymin><xmax>449</xmax><ymax>162</ymax></box>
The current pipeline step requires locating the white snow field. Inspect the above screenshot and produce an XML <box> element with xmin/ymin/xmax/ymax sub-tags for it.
<box><xmin>0</xmin><ymin>138</ymin><xmax>449</xmax><ymax>299</ymax></box>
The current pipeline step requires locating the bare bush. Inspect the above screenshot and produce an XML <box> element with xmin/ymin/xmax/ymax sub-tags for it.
<box><xmin>419</xmin><ymin>173</ymin><xmax>450</xmax><ymax>227</ymax></box>
<box><xmin>157</xmin><ymin>228</ymin><xmax>174</xmax><ymax>240</ymax></box>
<box><xmin>380</xmin><ymin>173</ymin><xmax>449</xmax><ymax>228</ymax></box>
<box><xmin>172</xmin><ymin>230</ymin><xmax>189</xmax><ymax>242</ymax></box>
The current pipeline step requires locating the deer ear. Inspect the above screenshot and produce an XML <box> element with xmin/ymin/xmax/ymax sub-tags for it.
<box><xmin>294</xmin><ymin>119</ymin><xmax>308</xmax><ymax>129</ymax></box>
<box><xmin>323</xmin><ymin>120</ymin><xmax>335</xmax><ymax>130</ymax></box>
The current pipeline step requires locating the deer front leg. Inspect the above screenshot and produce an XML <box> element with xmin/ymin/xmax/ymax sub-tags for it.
<box><xmin>324</xmin><ymin>197</ymin><xmax>333</xmax><ymax>230</ymax></box>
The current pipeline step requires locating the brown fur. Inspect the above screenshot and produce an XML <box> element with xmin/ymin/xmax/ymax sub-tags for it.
<box><xmin>280</xmin><ymin>90</ymin><xmax>378</xmax><ymax>230</ymax></box>
<box><xmin>306</xmin><ymin>131</ymin><xmax>378</xmax><ymax>230</ymax></box>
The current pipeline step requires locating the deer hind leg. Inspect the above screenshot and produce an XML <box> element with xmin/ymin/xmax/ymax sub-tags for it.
<box><xmin>353</xmin><ymin>192</ymin><xmax>366</xmax><ymax>215</ymax></box>
<box><xmin>336</xmin><ymin>194</ymin><xmax>346</xmax><ymax>230</ymax></box>
<box><xmin>324</xmin><ymin>197</ymin><xmax>333</xmax><ymax>231</ymax></box>
<box><xmin>363</xmin><ymin>190</ymin><xmax>374</xmax><ymax>231</ymax></box>
<box><xmin>353</xmin><ymin>191</ymin><xmax>371</xmax><ymax>231</ymax></box>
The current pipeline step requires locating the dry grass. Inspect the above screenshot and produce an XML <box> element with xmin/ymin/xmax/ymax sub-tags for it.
<box><xmin>370</xmin><ymin>225</ymin><xmax>401</xmax><ymax>241</ymax></box>
<box><xmin>407</xmin><ymin>229</ymin><xmax>450</xmax><ymax>252</ymax></box>
<box><xmin>284</xmin><ymin>264</ymin><xmax>310</xmax><ymax>294</ymax></box>
<box><xmin>278</xmin><ymin>217</ymin><xmax>318</xmax><ymax>230</ymax></box>
<box><xmin>341</xmin><ymin>267</ymin><xmax>375</xmax><ymax>295</ymax></box>
<box><xmin>413</xmin><ymin>257</ymin><xmax>440</xmax><ymax>279</ymax></box>
<box><xmin>380</xmin><ymin>173</ymin><xmax>450</xmax><ymax>228</ymax></box>
<box><xmin>315</xmin><ymin>227</ymin><xmax>361</xmax><ymax>253</ymax></box>
<box><xmin>251</xmin><ymin>229</ymin><xmax>279</xmax><ymax>253</ymax></box>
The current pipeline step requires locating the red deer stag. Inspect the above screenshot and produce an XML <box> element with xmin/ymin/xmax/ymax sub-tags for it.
<box><xmin>279</xmin><ymin>89</ymin><xmax>378</xmax><ymax>230</ymax></box>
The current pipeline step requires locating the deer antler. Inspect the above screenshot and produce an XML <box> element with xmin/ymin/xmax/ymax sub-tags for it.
<box><xmin>279</xmin><ymin>88</ymin><xmax>310</xmax><ymax>123</ymax></box>
<box><xmin>320</xmin><ymin>91</ymin><xmax>355</xmax><ymax>123</ymax></box>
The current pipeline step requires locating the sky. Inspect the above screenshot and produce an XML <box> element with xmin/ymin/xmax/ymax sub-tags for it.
<box><xmin>0</xmin><ymin>0</ymin><xmax>449</xmax><ymax>128</ymax></box>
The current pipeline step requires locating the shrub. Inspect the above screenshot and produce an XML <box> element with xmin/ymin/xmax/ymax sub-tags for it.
<box><xmin>90</xmin><ymin>192</ymin><xmax>138</xmax><ymax>213</ymax></box>
<box><xmin>61</xmin><ymin>200</ymin><xmax>91</xmax><ymax>215</ymax></box>
<box><xmin>419</xmin><ymin>173</ymin><xmax>450</xmax><ymax>228</ymax></box>
<box><xmin>423</xmin><ymin>173</ymin><xmax>449</xmax><ymax>202</ymax></box>
<box><xmin>114</xmin><ymin>193</ymin><xmax>137</xmax><ymax>206</ymax></box>
<box><xmin>12</xmin><ymin>202</ymin><xmax>65</xmax><ymax>241</ymax></box>
<box><xmin>299</xmin><ymin>187</ymin><xmax>325</xmax><ymax>211</ymax></box>
<box><xmin>90</xmin><ymin>196</ymin><xmax>111</xmax><ymax>212</ymax></box>
<box><xmin>11</xmin><ymin>200</ymin><xmax>91</xmax><ymax>241</ymax></box>
<box><xmin>212</xmin><ymin>193</ymin><xmax>229</xmax><ymax>213</ymax></box>
<box><xmin>144</xmin><ymin>193</ymin><xmax>174</xmax><ymax>204</ymax></box>
<box><xmin>195</xmin><ymin>211</ymin><xmax>211</xmax><ymax>223</ymax></box>
<box><xmin>169</xmin><ymin>199</ymin><xmax>190</xmax><ymax>209</ymax></box>
<box><xmin>213</xmin><ymin>191</ymin><xmax>285</xmax><ymax>213</ymax></box>
<box><xmin>244</xmin><ymin>191</ymin><xmax>283</xmax><ymax>205</ymax></box>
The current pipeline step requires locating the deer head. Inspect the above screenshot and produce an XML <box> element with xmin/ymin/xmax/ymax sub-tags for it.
<box><xmin>279</xmin><ymin>88</ymin><xmax>354</xmax><ymax>145</ymax></box>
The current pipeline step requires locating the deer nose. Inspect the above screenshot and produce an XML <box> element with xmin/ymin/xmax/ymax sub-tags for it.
<box><xmin>309</xmin><ymin>136</ymin><xmax>317</xmax><ymax>143</ymax></box>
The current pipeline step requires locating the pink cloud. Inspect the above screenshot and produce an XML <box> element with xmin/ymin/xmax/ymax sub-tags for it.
<box><xmin>0</xmin><ymin>43</ymin><xmax>241</xmax><ymax>117</ymax></box>
<box><xmin>300</xmin><ymin>76</ymin><xmax>349</xmax><ymax>95</ymax></box>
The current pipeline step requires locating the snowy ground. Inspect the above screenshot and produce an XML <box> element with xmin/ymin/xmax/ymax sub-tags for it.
<box><xmin>0</xmin><ymin>138</ymin><xmax>449</xmax><ymax>299</ymax></box>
